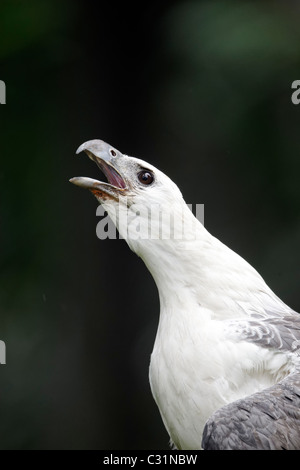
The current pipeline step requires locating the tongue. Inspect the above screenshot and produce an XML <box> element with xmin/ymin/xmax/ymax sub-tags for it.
<box><xmin>104</xmin><ymin>166</ymin><xmax>126</xmax><ymax>189</ymax></box>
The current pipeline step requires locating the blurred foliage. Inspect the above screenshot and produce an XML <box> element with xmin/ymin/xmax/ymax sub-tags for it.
<box><xmin>0</xmin><ymin>0</ymin><xmax>71</xmax><ymax>59</ymax></box>
<box><xmin>0</xmin><ymin>0</ymin><xmax>299</xmax><ymax>449</ymax></box>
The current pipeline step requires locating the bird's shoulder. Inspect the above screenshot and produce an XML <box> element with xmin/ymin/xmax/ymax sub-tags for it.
<box><xmin>225</xmin><ymin>296</ymin><xmax>300</xmax><ymax>354</ymax></box>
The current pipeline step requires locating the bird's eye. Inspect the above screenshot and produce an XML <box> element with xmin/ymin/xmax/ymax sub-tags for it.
<box><xmin>138</xmin><ymin>170</ymin><xmax>154</xmax><ymax>185</ymax></box>
<box><xmin>110</xmin><ymin>149</ymin><xmax>117</xmax><ymax>157</ymax></box>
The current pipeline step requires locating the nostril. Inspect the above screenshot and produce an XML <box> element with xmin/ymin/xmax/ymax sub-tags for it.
<box><xmin>110</xmin><ymin>149</ymin><xmax>117</xmax><ymax>157</ymax></box>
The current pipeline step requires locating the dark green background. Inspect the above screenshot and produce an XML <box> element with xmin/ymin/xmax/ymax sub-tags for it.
<box><xmin>0</xmin><ymin>0</ymin><xmax>299</xmax><ymax>449</ymax></box>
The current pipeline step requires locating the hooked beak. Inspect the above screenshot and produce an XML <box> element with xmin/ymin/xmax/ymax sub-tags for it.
<box><xmin>70</xmin><ymin>139</ymin><xmax>127</xmax><ymax>199</ymax></box>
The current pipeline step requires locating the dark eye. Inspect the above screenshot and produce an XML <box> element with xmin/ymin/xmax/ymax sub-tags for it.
<box><xmin>138</xmin><ymin>170</ymin><xmax>154</xmax><ymax>185</ymax></box>
<box><xmin>110</xmin><ymin>149</ymin><xmax>117</xmax><ymax>157</ymax></box>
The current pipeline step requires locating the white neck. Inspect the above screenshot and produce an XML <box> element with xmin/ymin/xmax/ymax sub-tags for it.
<box><xmin>125</xmin><ymin>200</ymin><xmax>268</xmax><ymax>323</ymax></box>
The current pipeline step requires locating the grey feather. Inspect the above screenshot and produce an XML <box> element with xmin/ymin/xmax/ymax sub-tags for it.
<box><xmin>202</xmin><ymin>373</ymin><xmax>300</xmax><ymax>450</ymax></box>
<box><xmin>226</xmin><ymin>314</ymin><xmax>300</xmax><ymax>352</ymax></box>
<box><xmin>209</xmin><ymin>304</ymin><xmax>300</xmax><ymax>449</ymax></box>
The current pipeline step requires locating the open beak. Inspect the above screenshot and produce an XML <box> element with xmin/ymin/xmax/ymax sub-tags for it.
<box><xmin>70</xmin><ymin>139</ymin><xmax>127</xmax><ymax>199</ymax></box>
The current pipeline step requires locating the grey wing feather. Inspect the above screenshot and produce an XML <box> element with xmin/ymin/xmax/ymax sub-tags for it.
<box><xmin>202</xmin><ymin>373</ymin><xmax>300</xmax><ymax>450</ymax></box>
<box><xmin>226</xmin><ymin>315</ymin><xmax>300</xmax><ymax>352</ymax></box>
